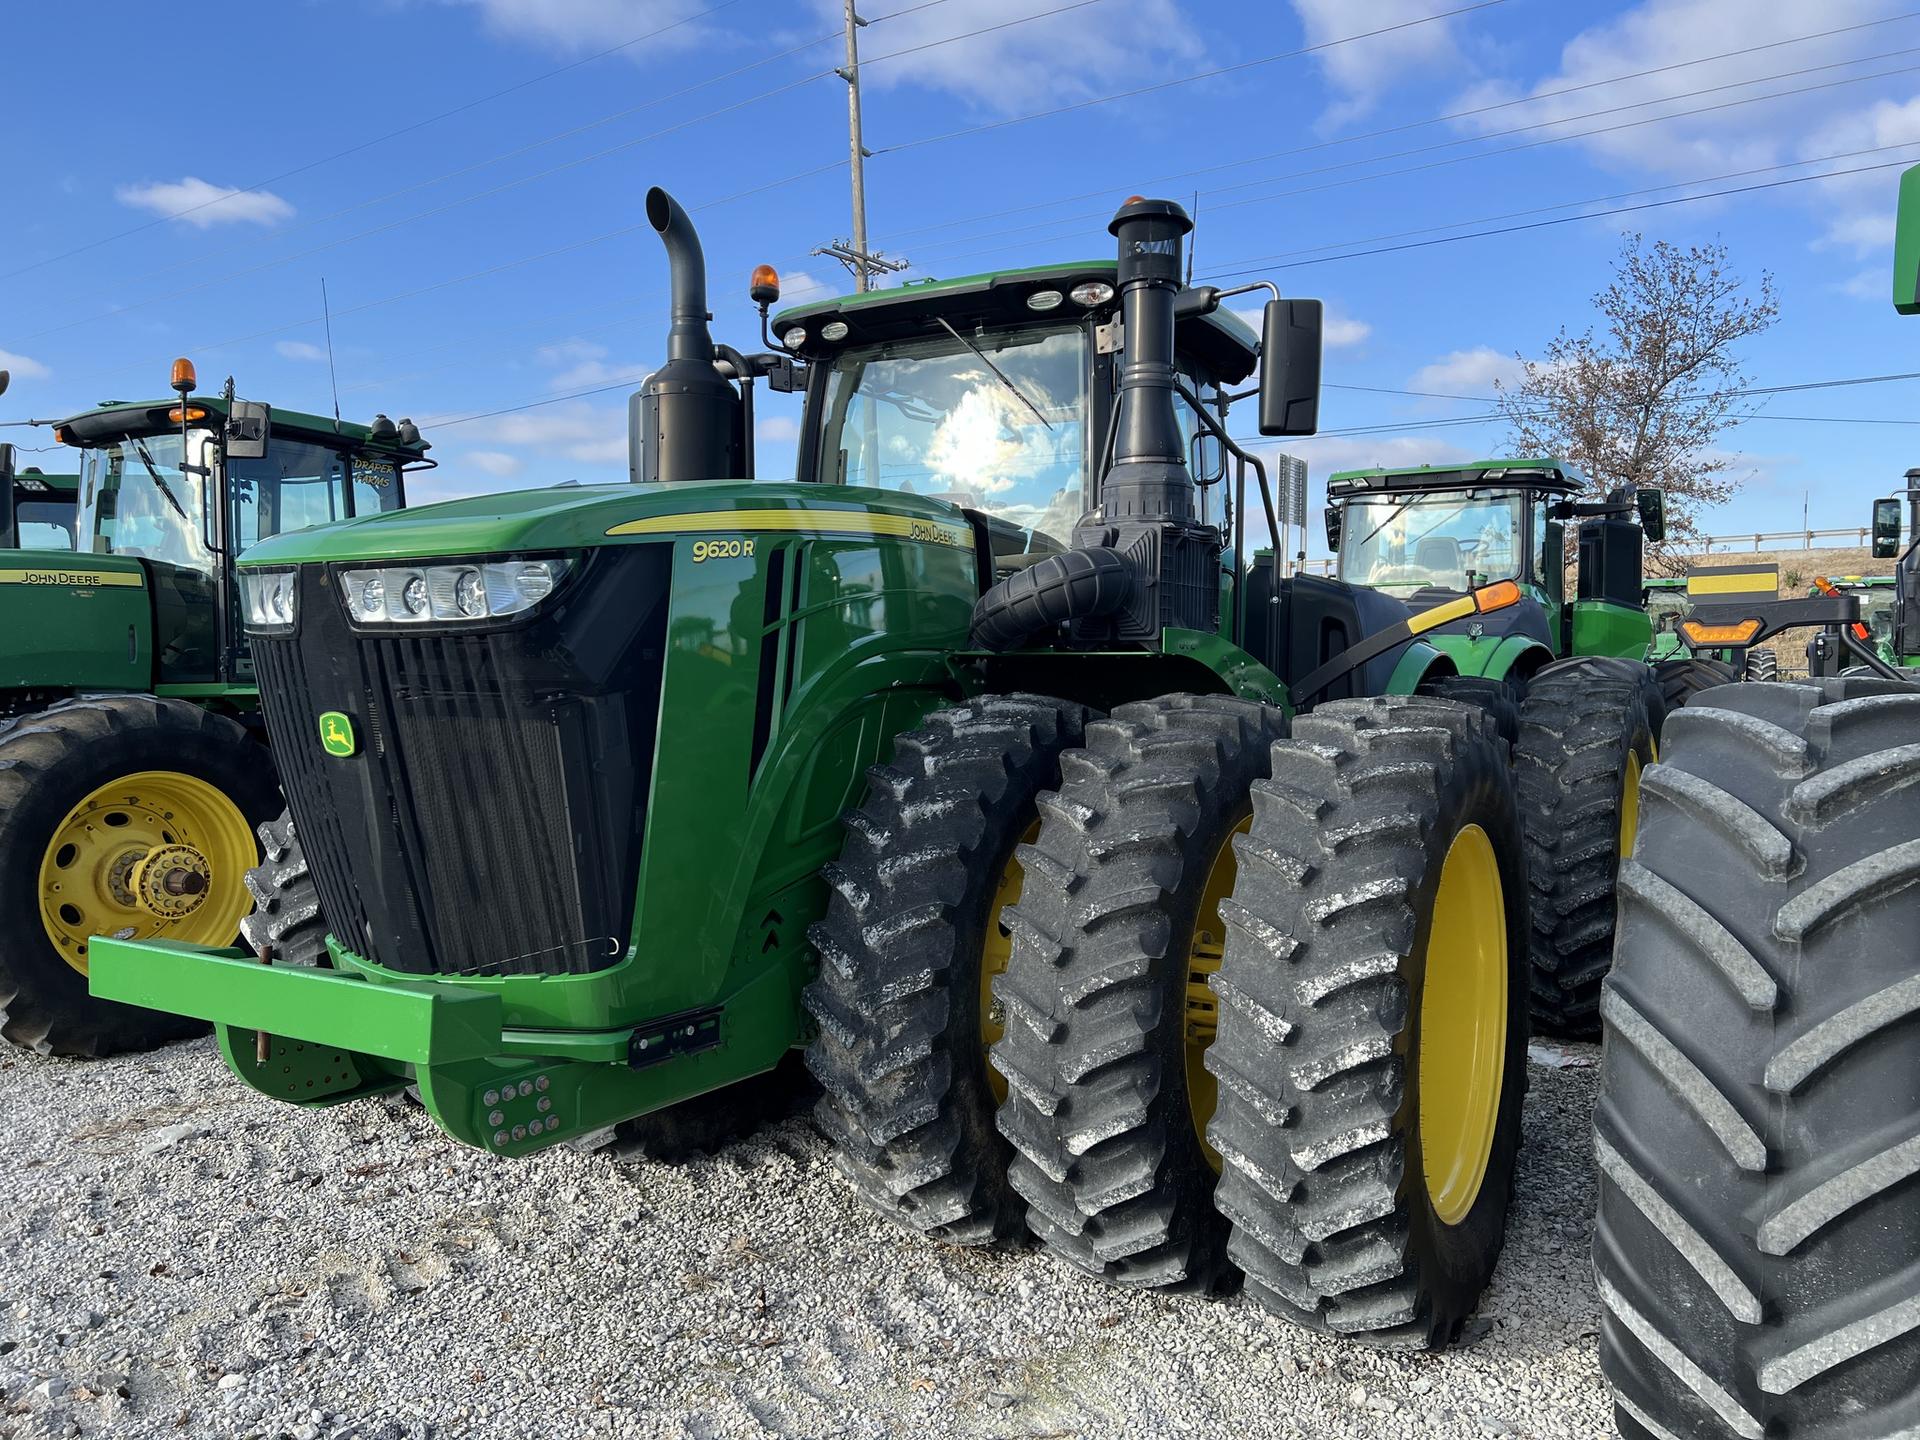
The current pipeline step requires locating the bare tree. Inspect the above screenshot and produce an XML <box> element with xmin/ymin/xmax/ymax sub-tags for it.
<box><xmin>1497</xmin><ymin>233</ymin><xmax>1778</xmax><ymax>563</ymax></box>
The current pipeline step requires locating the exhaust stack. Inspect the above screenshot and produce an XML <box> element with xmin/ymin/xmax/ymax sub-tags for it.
<box><xmin>630</xmin><ymin>187</ymin><xmax>743</xmax><ymax>483</ymax></box>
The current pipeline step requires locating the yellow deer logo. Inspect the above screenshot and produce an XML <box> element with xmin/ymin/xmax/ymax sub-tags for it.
<box><xmin>318</xmin><ymin>711</ymin><xmax>357</xmax><ymax>758</ymax></box>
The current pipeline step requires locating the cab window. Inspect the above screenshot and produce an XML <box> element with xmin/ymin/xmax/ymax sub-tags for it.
<box><xmin>228</xmin><ymin>439</ymin><xmax>349</xmax><ymax>555</ymax></box>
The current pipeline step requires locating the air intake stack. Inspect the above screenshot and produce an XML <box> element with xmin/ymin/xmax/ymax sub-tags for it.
<box><xmin>1069</xmin><ymin>196</ymin><xmax>1218</xmax><ymax>640</ymax></box>
<box><xmin>631</xmin><ymin>186</ymin><xmax>744</xmax><ymax>483</ymax></box>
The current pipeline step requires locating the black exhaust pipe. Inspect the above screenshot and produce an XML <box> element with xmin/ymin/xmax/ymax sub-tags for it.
<box><xmin>630</xmin><ymin>186</ymin><xmax>743</xmax><ymax>483</ymax></box>
<box><xmin>970</xmin><ymin>197</ymin><xmax>1217</xmax><ymax>651</ymax></box>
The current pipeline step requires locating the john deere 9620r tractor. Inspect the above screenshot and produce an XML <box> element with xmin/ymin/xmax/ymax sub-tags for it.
<box><xmin>0</xmin><ymin>372</ymin><xmax>427</xmax><ymax>1055</ymax></box>
<box><xmin>98</xmin><ymin>190</ymin><xmax>1553</xmax><ymax>1347</ymax></box>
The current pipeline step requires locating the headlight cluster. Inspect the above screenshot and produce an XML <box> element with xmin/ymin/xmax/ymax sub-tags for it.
<box><xmin>239</xmin><ymin>570</ymin><xmax>298</xmax><ymax>632</ymax></box>
<box><xmin>338</xmin><ymin>558</ymin><xmax>572</xmax><ymax>626</ymax></box>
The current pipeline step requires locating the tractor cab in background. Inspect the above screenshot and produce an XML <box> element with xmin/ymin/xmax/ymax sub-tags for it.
<box><xmin>3</xmin><ymin>464</ymin><xmax>78</xmax><ymax>550</ymax></box>
<box><xmin>1325</xmin><ymin>458</ymin><xmax>1664</xmax><ymax>683</ymax></box>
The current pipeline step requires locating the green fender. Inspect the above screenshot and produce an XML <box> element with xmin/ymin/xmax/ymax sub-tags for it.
<box><xmin>1422</xmin><ymin>631</ymin><xmax>1555</xmax><ymax>683</ymax></box>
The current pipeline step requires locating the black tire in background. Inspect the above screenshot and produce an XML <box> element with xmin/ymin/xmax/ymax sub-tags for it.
<box><xmin>1743</xmin><ymin>646</ymin><xmax>1779</xmax><ymax>682</ymax></box>
<box><xmin>992</xmin><ymin>694</ymin><xmax>1285</xmax><ymax>1293</ymax></box>
<box><xmin>1595</xmin><ymin>676</ymin><xmax>1920</xmax><ymax>1440</ymax></box>
<box><xmin>1207</xmin><ymin>695</ymin><xmax>1530</xmax><ymax>1347</ymax></box>
<box><xmin>0</xmin><ymin>696</ymin><xmax>278</xmax><ymax>1057</ymax></box>
<box><xmin>1651</xmin><ymin>655</ymin><xmax>1740</xmax><ymax>726</ymax></box>
<box><xmin>239</xmin><ymin>812</ymin><xmax>329</xmax><ymax>967</ymax></box>
<box><xmin>803</xmin><ymin>694</ymin><xmax>1091</xmax><ymax>1247</ymax></box>
<box><xmin>1416</xmin><ymin>672</ymin><xmax>1521</xmax><ymax>750</ymax></box>
<box><xmin>1516</xmin><ymin>657</ymin><xmax>1662</xmax><ymax>1035</ymax></box>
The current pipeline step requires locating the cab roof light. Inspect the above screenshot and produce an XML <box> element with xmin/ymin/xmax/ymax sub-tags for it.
<box><xmin>169</xmin><ymin>357</ymin><xmax>196</xmax><ymax>395</ymax></box>
<box><xmin>166</xmin><ymin>406</ymin><xmax>208</xmax><ymax>423</ymax></box>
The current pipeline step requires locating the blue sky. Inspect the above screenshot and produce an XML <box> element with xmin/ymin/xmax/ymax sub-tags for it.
<box><xmin>7</xmin><ymin>0</ymin><xmax>1920</xmax><ymax>559</ymax></box>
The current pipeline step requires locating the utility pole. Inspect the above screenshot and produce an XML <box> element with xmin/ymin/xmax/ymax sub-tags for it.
<box><xmin>817</xmin><ymin>0</ymin><xmax>907</xmax><ymax>292</ymax></box>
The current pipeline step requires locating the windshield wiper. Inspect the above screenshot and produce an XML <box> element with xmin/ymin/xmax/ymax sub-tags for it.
<box><xmin>1351</xmin><ymin>496</ymin><xmax>1415</xmax><ymax>554</ymax></box>
<box><xmin>131</xmin><ymin>439</ymin><xmax>191</xmax><ymax>523</ymax></box>
<box><xmin>934</xmin><ymin>316</ymin><xmax>1053</xmax><ymax>432</ymax></box>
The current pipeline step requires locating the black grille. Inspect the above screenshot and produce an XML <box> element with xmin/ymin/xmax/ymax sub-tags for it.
<box><xmin>253</xmin><ymin>548</ymin><xmax>671</xmax><ymax>977</ymax></box>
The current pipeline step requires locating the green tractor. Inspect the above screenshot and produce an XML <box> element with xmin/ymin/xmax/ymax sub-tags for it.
<box><xmin>1804</xmin><ymin>574</ymin><xmax>1901</xmax><ymax>674</ymax></box>
<box><xmin>0</xmin><ymin>365</ymin><xmax>428</xmax><ymax>1055</ymax></box>
<box><xmin>3</xmin><ymin>464</ymin><xmax>79</xmax><ymax>551</ymax></box>
<box><xmin>96</xmin><ymin>190</ymin><xmax>1584</xmax><ymax>1347</ymax></box>
<box><xmin>1590</xmin><ymin>167</ymin><xmax>1920</xmax><ymax>1440</ymax></box>
<box><xmin>1320</xmin><ymin>458</ymin><xmax>1712</xmax><ymax>1030</ymax></box>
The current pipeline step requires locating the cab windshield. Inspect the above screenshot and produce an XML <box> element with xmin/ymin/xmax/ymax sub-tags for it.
<box><xmin>77</xmin><ymin>430</ymin><xmax>216</xmax><ymax>571</ymax></box>
<box><xmin>15</xmin><ymin>500</ymin><xmax>74</xmax><ymax>549</ymax></box>
<box><xmin>1337</xmin><ymin>488</ymin><xmax>1524</xmax><ymax>595</ymax></box>
<box><xmin>816</xmin><ymin>326</ymin><xmax>1088</xmax><ymax>550</ymax></box>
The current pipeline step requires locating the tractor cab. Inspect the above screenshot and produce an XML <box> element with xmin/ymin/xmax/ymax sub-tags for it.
<box><xmin>1642</xmin><ymin>576</ymin><xmax>1691</xmax><ymax>660</ymax></box>
<box><xmin>46</xmin><ymin>371</ymin><xmax>429</xmax><ymax>698</ymax></box>
<box><xmin>768</xmin><ymin>261</ymin><xmax>1260</xmax><ymax>572</ymax></box>
<box><xmin>5</xmin><ymin>466</ymin><xmax>78</xmax><ymax>550</ymax></box>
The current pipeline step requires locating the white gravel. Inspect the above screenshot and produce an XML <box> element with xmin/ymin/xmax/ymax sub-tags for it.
<box><xmin>0</xmin><ymin>1038</ymin><xmax>1610</xmax><ymax>1440</ymax></box>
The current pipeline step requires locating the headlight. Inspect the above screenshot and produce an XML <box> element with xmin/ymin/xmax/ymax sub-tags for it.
<box><xmin>337</xmin><ymin>557</ymin><xmax>573</xmax><ymax>625</ymax></box>
<box><xmin>239</xmin><ymin>570</ymin><xmax>299</xmax><ymax>633</ymax></box>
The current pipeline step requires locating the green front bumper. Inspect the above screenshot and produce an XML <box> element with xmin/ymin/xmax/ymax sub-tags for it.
<box><xmin>88</xmin><ymin>937</ymin><xmax>793</xmax><ymax>1156</ymax></box>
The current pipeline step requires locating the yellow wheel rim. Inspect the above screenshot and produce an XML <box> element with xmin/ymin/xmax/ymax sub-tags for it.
<box><xmin>1619</xmin><ymin>729</ymin><xmax>1655</xmax><ymax>860</ymax></box>
<box><xmin>1185</xmin><ymin>814</ymin><xmax>1250</xmax><ymax>1174</ymax></box>
<box><xmin>37</xmin><ymin>771</ymin><xmax>258</xmax><ymax>977</ymax></box>
<box><xmin>1417</xmin><ymin>822</ymin><xmax>1508</xmax><ymax>1226</ymax></box>
<box><xmin>979</xmin><ymin>819</ymin><xmax>1040</xmax><ymax>1103</ymax></box>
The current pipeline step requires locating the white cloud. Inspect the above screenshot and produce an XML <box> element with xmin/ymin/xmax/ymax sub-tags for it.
<box><xmin>1838</xmin><ymin>267</ymin><xmax>1886</xmax><ymax>300</ymax></box>
<box><xmin>457</xmin><ymin>0</ymin><xmax>716</xmax><ymax>58</ymax></box>
<box><xmin>459</xmin><ymin>403</ymin><xmax>628</xmax><ymax>468</ymax></box>
<box><xmin>756</xmin><ymin>415</ymin><xmax>800</xmax><ymax>443</ymax></box>
<box><xmin>811</xmin><ymin>0</ymin><xmax>1203</xmax><ymax>114</ymax></box>
<box><xmin>1409</xmin><ymin>346</ymin><xmax>1523</xmax><ymax>396</ymax></box>
<box><xmin>534</xmin><ymin>338</ymin><xmax>648</xmax><ymax>391</ymax></box>
<box><xmin>1235</xmin><ymin>301</ymin><xmax>1371</xmax><ymax>350</ymax></box>
<box><xmin>465</xmin><ymin>451</ymin><xmax>525</xmax><ymax>478</ymax></box>
<box><xmin>276</xmin><ymin>340</ymin><xmax>328</xmax><ymax>363</ymax></box>
<box><xmin>776</xmin><ymin>269</ymin><xmax>835</xmax><ymax>305</ymax></box>
<box><xmin>1292</xmin><ymin>0</ymin><xmax>1469</xmax><ymax>126</ymax></box>
<box><xmin>0</xmin><ymin>348</ymin><xmax>50</xmax><ymax>381</ymax></box>
<box><xmin>1284</xmin><ymin>434</ymin><xmax>1478</xmax><ymax>476</ymax></box>
<box><xmin>115</xmin><ymin>176</ymin><xmax>294</xmax><ymax>229</ymax></box>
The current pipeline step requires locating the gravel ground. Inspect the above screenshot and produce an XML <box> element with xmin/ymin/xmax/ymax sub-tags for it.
<box><xmin>0</xmin><ymin>1037</ymin><xmax>1610</xmax><ymax>1440</ymax></box>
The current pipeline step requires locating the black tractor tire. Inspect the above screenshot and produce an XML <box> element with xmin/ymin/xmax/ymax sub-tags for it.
<box><xmin>0</xmin><ymin>695</ymin><xmax>279</xmax><ymax>1057</ymax></box>
<box><xmin>1516</xmin><ymin>657</ymin><xmax>1662</xmax><ymax>1035</ymax></box>
<box><xmin>1594</xmin><ymin>676</ymin><xmax>1920</xmax><ymax>1440</ymax></box>
<box><xmin>1743</xmin><ymin>646</ymin><xmax>1779</xmax><ymax>682</ymax></box>
<box><xmin>239</xmin><ymin>811</ymin><xmax>329</xmax><ymax>967</ymax></box>
<box><xmin>1207</xmin><ymin>695</ymin><xmax>1529</xmax><ymax>1348</ymax></box>
<box><xmin>991</xmin><ymin>694</ymin><xmax>1286</xmax><ymax>1293</ymax></box>
<box><xmin>803</xmin><ymin>693</ymin><xmax>1092</xmax><ymax>1246</ymax></box>
<box><xmin>1651</xmin><ymin>656</ymin><xmax>1740</xmax><ymax>726</ymax></box>
<box><xmin>1417</xmin><ymin>673</ymin><xmax>1521</xmax><ymax>750</ymax></box>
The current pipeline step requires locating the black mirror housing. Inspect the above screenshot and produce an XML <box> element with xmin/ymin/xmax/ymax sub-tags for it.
<box><xmin>1872</xmin><ymin>496</ymin><xmax>1903</xmax><ymax>558</ymax></box>
<box><xmin>1258</xmin><ymin>298</ymin><xmax>1322</xmax><ymax>437</ymax></box>
<box><xmin>226</xmin><ymin>399</ymin><xmax>271</xmax><ymax>461</ymax></box>
<box><xmin>1323</xmin><ymin>502</ymin><xmax>1343</xmax><ymax>554</ymax></box>
<box><xmin>1636</xmin><ymin>487</ymin><xmax>1666</xmax><ymax>542</ymax></box>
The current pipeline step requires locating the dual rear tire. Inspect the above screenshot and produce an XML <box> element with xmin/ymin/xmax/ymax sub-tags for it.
<box><xmin>807</xmin><ymin>690</ymin><xmax>1529</xmax><ymax>1348</ymax></box>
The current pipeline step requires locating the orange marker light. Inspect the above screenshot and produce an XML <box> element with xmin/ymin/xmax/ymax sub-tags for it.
<box><xmin>1681</xmin><ymin>618</ymin><xmax>1763</xmax><ymax>647</ymax></box>
<box><xmin>1125</xmin><ymin>194</ymin><xmax>1146</xmax><ymax>205</ymax></box>
<box><xmin>170</xmin><ymin>357</ymin><xmax>197</xmax><ymax>395</ymax></box>
<box><xmin>167</xmin><ymin>406</ymin><xmax>208</xmax><ymax>424</ymax></box>
<box><xmin>52</xmin><ymin>426</ymin><xmax>71</xmax><ymax>446</ymax></box>
<box><xmin>1812</xmin><ymin>575</ymin><xmax>1872</xmax><ymax>640</ymax></box>
<box><xmin>749</xmin><ymin>264</ymin><xmax>780</xmax><ymax>306</ymax></box>
<box><xmin>1472</xmin><ymin>579</ymin><xmax>1522</xmax><ymax>612</ymax></box>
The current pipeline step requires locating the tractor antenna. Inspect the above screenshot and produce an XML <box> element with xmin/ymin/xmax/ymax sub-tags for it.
<box><xmin>320</xmin><ymin>277</ymin><xmax>342</xmax><ymax>432</ymax></box>
<box><xmin>1186</xmin><ymin>191</ymin><xmax>1199</xmax><ymax>286</ymax></box>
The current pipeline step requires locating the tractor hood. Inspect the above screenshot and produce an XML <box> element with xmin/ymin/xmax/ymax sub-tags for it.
<box><xmin>235</xmin><ymin>480</ymin><xmax>979</xmax><ymax>566</ymax></box>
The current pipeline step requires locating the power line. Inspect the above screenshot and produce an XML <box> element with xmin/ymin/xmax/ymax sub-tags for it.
<box><xmin>878</xmin><ymin>10</ymin><xmax>1920</xmax><ymax>248</ymax></box>
<box><xmin>0</xmin><ymin>0</ymin><xmax>751</xmax><ymax>281</ymax></box>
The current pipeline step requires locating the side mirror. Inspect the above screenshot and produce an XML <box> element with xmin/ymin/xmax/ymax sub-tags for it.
<box><xmin>1635</xmin><ymin>487</ymin><xmax>1666</xmax><ymax>542</ymax></box>
<box><xmin>0</xmin><ymin>369</ymin><xmax>10</xmax><ymax>399</ymax></box>
<box><xmin>226</xmin><ymin>399</ymin><xmax>270</xmax><ymax>460</ymax></box>
<box><xmin>1872</xmin><ymin>496</ymin><xmax>1903</xmax><ymax>558</ymax></box>
<box><xmin>0</xmin><ymin>443</ymin><xmax>15</xmax><ymax>549</ymax></box>
<box><xmin>1324</xmin><ymin>503</ymin><xmax>1343</xmax><ymax>553</ymax></box>
<box><xmin>1258</xmin><ymin>297</ymin><xmax>1322</xmax><ymax>437</ymax></box>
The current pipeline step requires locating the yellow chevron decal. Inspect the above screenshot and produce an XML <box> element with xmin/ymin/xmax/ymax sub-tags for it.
<box><xmin>606</xmin><ymin>508</ymin><xmax>971</xmax><ymax>550</ymax></box>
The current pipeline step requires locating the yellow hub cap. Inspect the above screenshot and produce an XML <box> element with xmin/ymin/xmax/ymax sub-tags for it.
<box><xmin>1417</xmin><ymin>822</ymin><xmax>1508</xmax><ymax>1226</ymax></box>
<box><xmin>38</xmin><ymin>771</ymin><xmax>257</xmax><ymax>977</ymax></box>
<box><xmin>1185</xmin><ymin>814</ymin><xmax>1249</xmax><ymax>1174</ymax></box>
<box><xmin>979</xmin><ymin>820</ymin><xmax>1040</xmax><ymax>1103</ymax></box>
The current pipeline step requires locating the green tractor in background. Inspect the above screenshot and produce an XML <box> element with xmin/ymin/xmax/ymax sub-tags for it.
<box><xmin>93</xmin><ymin>189</ymin><xmax>1655</xmax><ymax>1349</ymax></box>
<box><xmin>1319</xmin><ymin>458</ymin><xmax>1706</xmax><ymax>1030</ymax></box>
<box><xmin>3</xmin><ymin>466</ymin><xmax>79</xmax><ymax>551</ymax></box>
<box><xmin>1590</xmin><ymin>168</ymin><xmax>1920</xmax><ymax>1440</ymax></box>
<box><xmin>1804</xmin><ymin>574</ymin><xmax>1903</xmax><ymax>674</ymax></box>
<box><xmin>0</xmin><ymin>365</ymin><xmax>428</xmax><ymax>1055</ymax></box>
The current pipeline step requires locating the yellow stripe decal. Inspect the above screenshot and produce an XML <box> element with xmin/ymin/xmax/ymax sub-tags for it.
<box><xmin>1408</xmin><ymin>593</ymin><xmax>1477</xmax><ymax>635</ymax></box>
<box><xmin>606</xmin><ymin>508</ymin><xmax>971</xmax><ymax>549</ymax></box>
<box><xmin>1687</xmin><ymin>571</ymin><xmax>1779</xmax><ymax>596</ymax></box>
<box><xmin>0</xmin><ymin>567</ymin><xmax>145</xmax><ymax>588</ymax></box>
